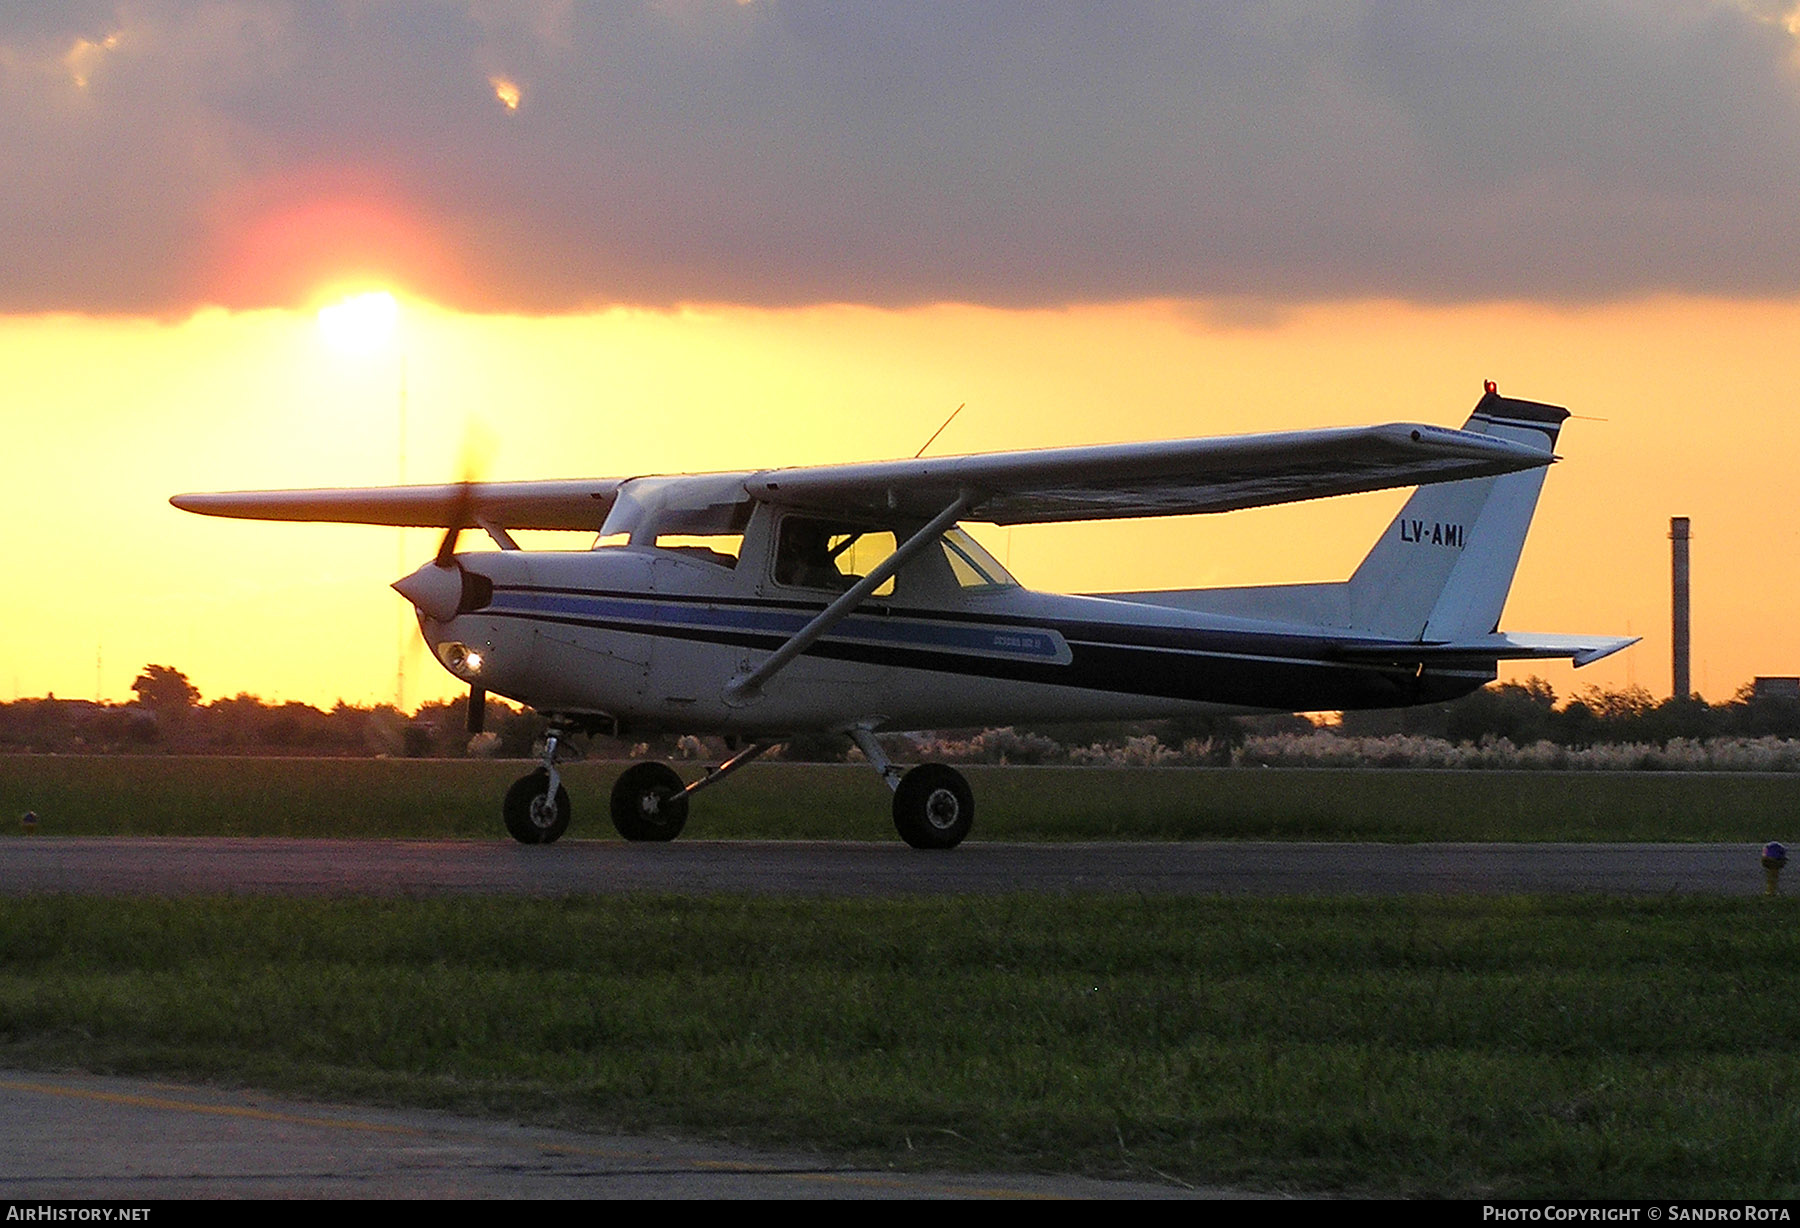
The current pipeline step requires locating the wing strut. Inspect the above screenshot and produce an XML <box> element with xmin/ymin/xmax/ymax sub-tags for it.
<box><xmin>477</xmin><ymin>517</ymin><xmax>521</xmax><ymax>551</ymax></box>
<box><xmin>724</xmin><ymin>491</ymin><xmax>975</xmax><ymax>703</ymax></box>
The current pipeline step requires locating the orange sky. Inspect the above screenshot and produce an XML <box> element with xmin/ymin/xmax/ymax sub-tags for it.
<box><xmin>7</xmin><ymin>291</ymin><xmax>1798</xmax><ymax>711</ymax></box>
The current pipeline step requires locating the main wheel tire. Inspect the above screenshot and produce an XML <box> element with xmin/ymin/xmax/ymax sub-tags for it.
<box><xmin>503</xmin><ymin>768</ymin><xmax>571</xmax><ymax>845</ymax></box>
<box><xmin>610</xmin><ymin>761</ymin><xmax>690</xmax><ymax>842</ymax></box>
<box><xmin>892</xmin><ymin>762</ymin><xmax>973</xmax><ymax>849</ymax></box>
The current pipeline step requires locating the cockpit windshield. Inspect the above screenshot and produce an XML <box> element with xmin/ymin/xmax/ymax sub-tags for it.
<box><xmin>591</xmin><ymin>474</ymin><xmax>753</xmax><ymax>567</ymax></box>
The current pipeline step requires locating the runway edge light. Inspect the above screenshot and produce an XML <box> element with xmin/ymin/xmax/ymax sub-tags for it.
<box><xmin>1762</xmin><ymin>841</ymin><xmax>1787</xmax><ymax>895</ymax></box>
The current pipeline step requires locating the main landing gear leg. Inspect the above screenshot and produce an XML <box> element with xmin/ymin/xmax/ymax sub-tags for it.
<box><xmin>503</xmin><ymin>724</ymin><xmax>573</xmax><ymax>845</ymax></box>
<box><xmin>849</xmin><ymin>728</ymin><xmax>973</xmax><ymax>850</ymax></box>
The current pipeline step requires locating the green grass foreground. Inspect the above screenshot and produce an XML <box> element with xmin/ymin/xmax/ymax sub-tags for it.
<box><xmin>3</xmin><ymin>755</ymin><xmax>1798</xmax><ymax>841</ymax></box>
<box><xmin>1</xmin><ymin>894</ymin><xmax>1797</xmax><ymax>1197</ymax></box>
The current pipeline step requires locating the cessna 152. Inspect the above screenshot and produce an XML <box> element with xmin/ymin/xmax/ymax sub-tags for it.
<box><xmin>174</xmin><ymin>383</ymin><xmax>1633</xmax><ymax>849</ymax></box>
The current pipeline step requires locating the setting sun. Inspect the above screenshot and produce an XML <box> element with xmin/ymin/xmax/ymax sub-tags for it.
<box><xmin>316</xmin><ymin>290</ymin><xmax>399</xmax><ymax>356</ymax></box>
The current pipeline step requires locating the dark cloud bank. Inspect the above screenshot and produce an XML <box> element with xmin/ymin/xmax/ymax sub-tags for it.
<box><xmin>4</xmin><ymin>0</ymin><xmax>1800</xmax><ymax>315</ymax></box>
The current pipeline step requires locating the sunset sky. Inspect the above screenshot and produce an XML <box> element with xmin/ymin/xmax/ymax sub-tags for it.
<box><xmin>7</xmin><ymin>2</ymin><xmax>1800</xmax><ymax>711</ymax></box>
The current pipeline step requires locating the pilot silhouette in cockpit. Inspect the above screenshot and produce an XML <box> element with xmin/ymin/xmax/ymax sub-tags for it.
<box><xmin>777</xmin><ymin>520</ymin><xmax>852</xmax><ymax>590</ymax></box>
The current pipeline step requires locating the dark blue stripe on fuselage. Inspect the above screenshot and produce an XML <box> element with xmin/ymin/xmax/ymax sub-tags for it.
<box><xmin>494</xmin><ymin>589</ymin><xmax>1066</xmax><ymax>662</ymax></box>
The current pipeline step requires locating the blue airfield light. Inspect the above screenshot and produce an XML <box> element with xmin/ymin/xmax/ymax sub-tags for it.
<box><xmin>1761</xmin><ymin>842</ymin><xmax>1787</xmax><ymax>896</ymax></box>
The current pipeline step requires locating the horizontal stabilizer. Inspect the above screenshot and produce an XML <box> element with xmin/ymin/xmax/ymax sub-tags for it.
<box><xmin>1333</xmin><ymin>632</ymin><xmax>1640</xmax><ymax>670</ymax></box>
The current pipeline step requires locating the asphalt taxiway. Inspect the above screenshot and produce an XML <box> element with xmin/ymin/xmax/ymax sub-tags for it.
<box><xmin>0</xmin><ymin>835</ymin><xmax>1777</xmax><ymax>897</ymax></box>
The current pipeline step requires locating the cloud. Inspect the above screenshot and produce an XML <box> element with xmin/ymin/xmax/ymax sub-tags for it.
<box><xmin>4</xmin><ymin>0</ymin><xmax>1800</xmax><ymax>314</ymax></box>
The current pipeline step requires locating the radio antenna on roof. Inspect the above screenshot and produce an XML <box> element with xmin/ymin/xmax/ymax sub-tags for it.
<box><xmin>914</xmin><ymin>402</ymin><xmax>966</xmax><ymax>458</ymax></box>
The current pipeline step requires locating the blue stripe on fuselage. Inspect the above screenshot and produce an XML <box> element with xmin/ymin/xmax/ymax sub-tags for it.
<box><xmin>490</xmin><ymin>589</ymin><xmax>1070</xmax><ymax>663</ymax></box>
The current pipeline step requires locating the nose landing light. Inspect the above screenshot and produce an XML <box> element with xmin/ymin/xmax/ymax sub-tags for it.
<box><xmin>436</xmin><ymin>640</ymin><xmax>485</xmax><ymax>680</ymax></box>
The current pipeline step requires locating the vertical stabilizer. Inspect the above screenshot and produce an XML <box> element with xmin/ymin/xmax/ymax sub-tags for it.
<box><xmin>1342</xmin><ymin>387</ymin><xmax>1567</xmax><ymax>641</ymax></box>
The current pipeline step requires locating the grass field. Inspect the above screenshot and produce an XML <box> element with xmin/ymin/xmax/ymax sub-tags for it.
<box><xmin>3</xmin><ymin>754</ymin><xmax>1799</xmax><ymax>842</ymax></box>
<box><xmin>1</xmin><ymin>894</ymin><xmax>1796</xmax><ymax>1197</ymax></box>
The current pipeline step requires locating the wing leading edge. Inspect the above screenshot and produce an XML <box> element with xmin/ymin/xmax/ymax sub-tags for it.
<box><xmin>171</xmin><ymin>421</ymin><xmax>1550</xmax><ymax>531</ymax></box>
<box><xmin>170</xmin><ymin>479</ymin><xmax>628</xmax><ymax>531</ymax></box>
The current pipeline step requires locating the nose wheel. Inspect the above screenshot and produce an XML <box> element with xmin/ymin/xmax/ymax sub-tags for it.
<box><xmin>503</xmin><ymin>767</ymin><xmax>571</xmax><ymax>844</ymax></box>
<box><xmin>504</xmin><ymin>724</ymin><xmax>573</xmax><ymax>845</ymax></box>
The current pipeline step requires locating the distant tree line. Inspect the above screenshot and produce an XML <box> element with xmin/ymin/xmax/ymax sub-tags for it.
<box><xmin>1335</xmin><ymin>678</ymin><xmax>1800</xmax><ymax>747</ymax></box>
<box><xmin>0</xmin><ymin>665</ymin><xmax>547</xmax><ymax>758</ymax></box>
<box><xmin>4</xmin><ymin>664</ymin><xmax>1800</xmax><ymax>760</ymax></box>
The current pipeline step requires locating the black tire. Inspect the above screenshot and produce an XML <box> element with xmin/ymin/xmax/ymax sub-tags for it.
<box><xmin>892</xmin><ymin>763</ymin><xmax>973</xmax><ymax>849</ymax></box>
<box><xmin>610</xmin><ymin>761</ymin><xmax>689</xmax><ymax>842</ymax></box>
<box><xmin>503</xmin><ymin>768</ymin><xmax>571</xmax><ymax>845</ymax></box>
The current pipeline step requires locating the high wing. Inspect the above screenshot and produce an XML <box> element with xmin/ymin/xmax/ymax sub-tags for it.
<box><xmin>748</xmin><ymin>422</ymin><xmax>1550</xmax><ymax>524</ymax></box>
<box><xmin>171</xmin><ymin>421</ymin><xmax>1548</xmax><ymax>530</ymax></box>
<box><xmin>170</xmin><ymin>479</ymin><xmax>629</xmax><ymax>531</ymax></box>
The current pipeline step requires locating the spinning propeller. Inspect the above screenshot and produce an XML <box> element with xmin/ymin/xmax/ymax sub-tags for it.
<box><xmin>390</xmin><ymin>444</ymin><xmax>497</xmax><ymax>735</ymax></box>
<box><xmin>436</xmin><ymin>484</ymin><xmax>471</xmax><ymax>567</ymax></box>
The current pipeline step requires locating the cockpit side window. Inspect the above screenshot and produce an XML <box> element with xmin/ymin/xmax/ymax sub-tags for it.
<box><xmin>774</xmin><ymin>517</ymin><xmax>896</xmax><ymax>595</ymax></box>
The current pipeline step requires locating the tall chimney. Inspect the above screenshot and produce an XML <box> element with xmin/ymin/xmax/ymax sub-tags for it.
<box><xmin>1670</xmin><ymin>516</ymin><xmax>1691</xmax><ymax>700</ymax></box>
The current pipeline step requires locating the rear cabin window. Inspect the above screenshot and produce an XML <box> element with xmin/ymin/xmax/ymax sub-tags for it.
<box><xmin>939</xmin><ymin>528</ymin><xmax>1016</xmax><ymax>590</ymax></box>
<box><xmin>775</xmin><ymin>518</ymin><xmax>897</xmax><ymax>596</ymax></box>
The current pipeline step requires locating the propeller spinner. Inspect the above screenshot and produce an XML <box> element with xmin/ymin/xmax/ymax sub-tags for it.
<box><xmin>391</xmin><ymin>558</ymin><xmax>468</xmax><ymax>622</ymax></box>
<box><xmin>392</xmin><ymin>482</ymin><xmax>477</xmax><ymax>621</ymax></box>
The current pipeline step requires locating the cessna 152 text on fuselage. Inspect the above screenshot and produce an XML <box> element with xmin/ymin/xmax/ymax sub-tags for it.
<box><xmin>173</xmin><ymin>384</ymin><xmax>1634</xmax><ymax>849</ymax></box>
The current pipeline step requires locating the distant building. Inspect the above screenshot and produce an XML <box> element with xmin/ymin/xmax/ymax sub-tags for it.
<box><xmin>1752</xmin><ymin>677</ymin><xmax>1800</xmax><ymax>701</ymax></box>
<box><xmin>1671</xmin><ymin>517</ymin><xmax>1691</xmax><ymax>699</ymax></box>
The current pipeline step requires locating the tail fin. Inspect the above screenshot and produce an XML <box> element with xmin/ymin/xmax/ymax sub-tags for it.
<box><xmin>1342</xmin><ymin>386</ymin><xmax>1567</xmax><ymax>640</ymax></box>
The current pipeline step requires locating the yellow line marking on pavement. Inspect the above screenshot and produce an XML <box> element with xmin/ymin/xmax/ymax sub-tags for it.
<box><xmin>537</xmin><ymin>1143</ymin><xmax>1063</xmax><ymax>1197</ymax></box>
<box><xmin>0</xmin><ymin>1079</ymin><xmax>419</xmax><ymax>1136</ymax></box>
<box><xmin>2</xmin><ymin>1079</ymin><xmax>1069</xmax><ymax>1196</ymax></box>
<box><xmin>795</xmin><ymin>1172</ymin><xmax>1063</xmax><ymax>1198</ymax></box>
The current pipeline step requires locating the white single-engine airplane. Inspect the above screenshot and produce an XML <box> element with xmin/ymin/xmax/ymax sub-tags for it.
<box><xmin>174</xmin><ymin>383</ymin><xmax>1633</xmax><ymax>849</ymax></box>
